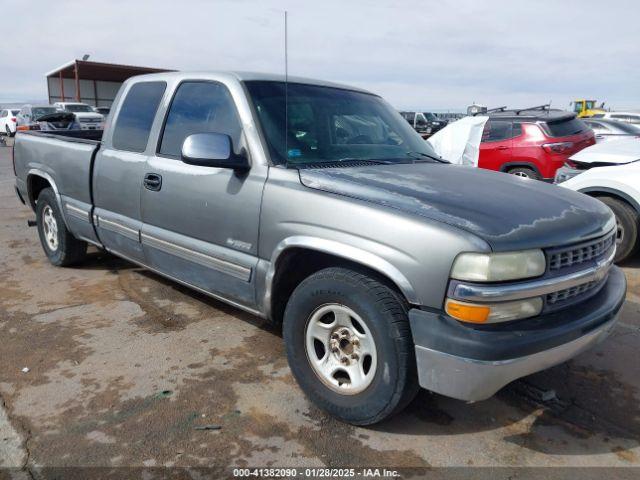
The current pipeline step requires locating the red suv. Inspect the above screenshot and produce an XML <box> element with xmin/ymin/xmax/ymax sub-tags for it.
<box><xmin>478</xmin><ymin>108</ymin><xmax>595</xmax><ymax>181</ymax></box>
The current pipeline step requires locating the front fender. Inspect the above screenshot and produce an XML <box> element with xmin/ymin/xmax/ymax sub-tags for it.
<box><xmin>262</xmin><ymin>235</ymin><xmax>420</xmax><ymax>318</ymax></box>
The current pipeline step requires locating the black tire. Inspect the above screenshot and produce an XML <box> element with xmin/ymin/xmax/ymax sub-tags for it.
<box><xmin>508</xmin><ymin>167</ymin><xmax>541</xmax><ymax>180</ymax></box>
<box><xmin>6</xmin><ymin>125</ymin><xmax>15</xmax><ymax>138</ymax></box>
<box><xmin>600</xmin><ymin>196</ymin><xmax>639</xmax><ymax>263</ymax></box>
<box><xmin>36</xmin><ymin>188</ymin><xmax>87</xmax><ymax>266</ymax></box>
<box><xmin>283</xmin><ymin>267</ymin><xmax>419</xmax><ymax>425</ymax></box>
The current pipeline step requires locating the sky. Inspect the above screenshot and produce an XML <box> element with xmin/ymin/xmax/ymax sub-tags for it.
<box><xmin>2</xmin><ymin>0</ymin><xmax>639</xmax><ymax>111</ymax></box>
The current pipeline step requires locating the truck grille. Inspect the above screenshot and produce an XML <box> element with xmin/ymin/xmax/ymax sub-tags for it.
<box><xmin>546</xmin><ymin>280</ymin><xmax>600</xmax><ymax>305</ymax></box>
<box><xmin>548</xmin><ymin>231</ymin><xmax>615</xmax><ymax>272</ymax></box>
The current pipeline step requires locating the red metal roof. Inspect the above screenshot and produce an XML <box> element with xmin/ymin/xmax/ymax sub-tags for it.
<box><xmin>46</xmin><ymin>60</ymin><xmax>173</xmax><ymax>82</ymax></box>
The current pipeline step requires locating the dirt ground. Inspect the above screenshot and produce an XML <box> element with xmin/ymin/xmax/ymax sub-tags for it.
<box><xmin>0</xmin><ymin>140</ymin><xmax>639</xmax><ymax>477</ymax></box>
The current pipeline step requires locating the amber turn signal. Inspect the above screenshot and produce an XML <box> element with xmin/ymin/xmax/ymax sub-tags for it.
<box><xmin>445</xmin><ymin>299</ymin><xmax>490</xmax><ymax>323</ymax></box>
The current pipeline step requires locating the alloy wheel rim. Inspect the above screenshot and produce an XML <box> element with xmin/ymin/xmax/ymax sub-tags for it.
<box><xmin>513</xmin><ymin>171</ymin><xmax>530</xmax><ymax>178</ymax></box>
<box><xmin>42</xmin><ymin>205</ymin><xmax>59</xmax><ymax>251</ymax></box>
<box><xmin>304</xmin><ymin>303</ymin><xmax>377</xmax><ymax>395</ymax></box>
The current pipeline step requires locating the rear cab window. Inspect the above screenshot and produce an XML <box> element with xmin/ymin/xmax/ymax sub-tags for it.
<box><xmin>112</xmin><ymin>81</ymin><xmax>166</xmax><ymax>152</ymax></box>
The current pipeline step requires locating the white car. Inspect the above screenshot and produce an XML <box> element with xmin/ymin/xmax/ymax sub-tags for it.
<box><xmin>53</xmin><ymin>102</ymin><xmax>104</xmax><ymax>130</ymax></box>
<box><xmin>593</xmin><ymin>111</ymin><xmax>640</xmax><ymax>127</ymax></box>
<box><xmin>0</xmin><ymin>108</ymin><xmax>20</xmax><ymax>137</ymax></box>
<box><xmin>556</xmin><ymin>138</ymin><xmax>640</xmax><ymax>262</ymax></box>
<box><xmin>582</xmin><ymin>118</ymin><xmax>640</xmax><ymax>143</ymax></box>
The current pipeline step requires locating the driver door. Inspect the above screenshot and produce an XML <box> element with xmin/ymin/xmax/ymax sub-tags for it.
<box><xmin>140</xmin><ymin>80</ymin><xmax>266</xmax><ymax>308</ymax></box>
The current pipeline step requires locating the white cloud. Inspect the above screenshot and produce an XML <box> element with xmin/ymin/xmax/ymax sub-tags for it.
<box><xmin>1</xmin><ymin>0</ymin><xmax>639</xmax><ymax>110</ymax></box>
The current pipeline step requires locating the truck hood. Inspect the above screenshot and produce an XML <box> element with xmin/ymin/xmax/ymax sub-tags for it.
<box><xmin>570</xmin><ymin>137</ymin><xmax>640</xmax><ymax>165</ymax></box>
<box><xmin>299</xmin><ymin>163</ymin><xmax>614</xmax><ymax>251</ymax></box>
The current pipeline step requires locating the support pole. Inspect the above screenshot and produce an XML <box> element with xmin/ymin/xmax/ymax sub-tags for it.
<box><xmin>60</xmin><ymin>71</ymin><xmax>65</xmax><ymax>102</ymax></box>
<box><xmin>74</xmin><ymin>60</ymin><xmax>81</xmax><ymax>102</ymax></box>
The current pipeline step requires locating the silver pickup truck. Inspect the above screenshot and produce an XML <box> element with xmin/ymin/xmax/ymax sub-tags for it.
<box><xmin>13</xmin><ymin>72</ymin><xmax>626</xmax><ymax>425</ymax></box>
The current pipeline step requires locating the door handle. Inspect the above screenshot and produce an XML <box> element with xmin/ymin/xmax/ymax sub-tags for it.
<box><xmin>496</xmin><ymin>146</ymin><xmax>509</xmax><ymax>150</ymax></box>
<box><xmin>143</xmin><ymin>173</ymin><xmax>162</xmax><ymax>191</ymax></box>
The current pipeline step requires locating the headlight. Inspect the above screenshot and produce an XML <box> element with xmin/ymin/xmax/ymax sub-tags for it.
<box><xmin>554</xmin><ymin>166</ymin><xmax>582</xmax><ymax>184</ymax></box>
<box><xmin>445</xmin><ymin>297</ymin><xmax>543</xmax><ymax>324</ymax></box>
<box><xmin>451</xmin><ymin>250</ymin><xmax>546</xmax><ymax>282</ymax></box>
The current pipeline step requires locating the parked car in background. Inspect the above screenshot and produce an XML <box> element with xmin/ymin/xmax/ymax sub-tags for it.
<box><xmin>592</xmin><ymin>111</ymin><xmax>640</xmax><ymax>126</ymax></box>
<box><xmin>0</xmin><ymin>109</ymin><xmax>20</xmax><ymax>137</ymax></box>
<box><xmin>17</xmin><ymin>105</ymin><xmax>59</xmax><ymax>129</ymax></box>
<box><xmin>556</xmin><ymin>138</ymin><xmax>640</xmax><ymax>262</ymax></box>
<box><xmin>13</xmin><ymin>71</ymin><xmax>625</xmax><ymax>425</ymax></box>
<box><xmin>53</xmin><ymin>102</ymin><xmax>104</xmax><ymax>130</ymax></box>
<box><xmin>478</xmin><ymin>107</ymin><xmax>595</xmax><ymax>180</ymax></box>
<box><xmin>583</xmin><ymin>118</ymin><xmax>640</xmax><ymax>143</ymax></box>
<box><xmin>438</xmin><ymin>112</ymin><xmax>465</xmax><ymax>123</ymax></box>
<box><xmin>400</xmin><ymin>111</ymin><xmax>448</xmax><ymax>136</ymax></box>
<box><xmin>93</xmin><ymin>106</ymin><xmax>111</xmax><ymax>116</ymax></box>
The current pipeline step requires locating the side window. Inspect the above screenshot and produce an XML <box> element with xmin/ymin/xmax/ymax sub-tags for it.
<box><xmin>512</xmin><ymin>122</ymin><xmax>522</xmax><ymax>137</ymax></box>
<box><xmin>482</xmin><ymin>120</ymin><xmax>512</xmax><ymax>142</ymax></box>
<box><xmin>159</xmin><ymin>81</ymin><xmax>242</xmax><ymax>158</ymax></box>
<box><xmin>112</xmin><ymin>81</ymin><xmax>166</xmax><ymax>153</ymax></box>
<box><xmin>0</xmin><ymin>110</ymin><xmax>6</xmax><ymax>118</ymax></box>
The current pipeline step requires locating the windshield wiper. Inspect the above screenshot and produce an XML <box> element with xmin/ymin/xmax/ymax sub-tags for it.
<box><xmin>335</xmin><ymin>158</ymin><xmax>392</xmax><ymax>164</ymax></box>
<box><xmin>406</xmin><ymin>151</ymin><xmax>450</xmax><ymax>163</ymax></box>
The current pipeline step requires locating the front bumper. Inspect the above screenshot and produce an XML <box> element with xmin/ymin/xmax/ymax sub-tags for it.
<box><xmin>409</xmin><ymin>266</ymin><xmax>626</xmax><ymax>401</ymax></box>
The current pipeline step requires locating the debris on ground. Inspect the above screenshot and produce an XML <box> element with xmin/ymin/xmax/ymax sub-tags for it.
<box><xmin>194</xmin><ymin>424</ymin><xmax>222</xmax><ymax>431</ymax></box>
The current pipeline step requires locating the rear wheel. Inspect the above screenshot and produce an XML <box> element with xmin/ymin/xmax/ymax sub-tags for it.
<box><xmin>36</xmin><ymin>188</ymin><xmax>87</xmax><ymax>266</ymax></box>
<box><xmin>508</xmin><ymin>167</ymin><xmax>541</xmax><ymax>180</ymax></box>
<box><xmin>599</xmin><ymin>196</ymin><xmax>638</xmax><ymax>263</ymax></box>
<box><xmin>283</xmin><ymin>267</ymin><xmax>419</xmax><ymax>425</ymax></box>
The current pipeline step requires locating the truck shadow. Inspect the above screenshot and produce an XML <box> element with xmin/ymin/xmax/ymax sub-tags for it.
<box><xmin>77</xmin><ymin>250</ymin><xmax>640</xmax><ymax>459</ymax></box>
<box><xmin>373</xmin><ymin>359</ymin><xmax>640</xmax><ymax>458</ymax></box>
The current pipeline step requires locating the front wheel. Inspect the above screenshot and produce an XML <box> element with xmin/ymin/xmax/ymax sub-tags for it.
<box><xmin>600</xmin><ymin>196</ymin><xmax>639</xmax><ymax>263</ymax></box>
<box><xmin>36</xmin><ymin>188</ymin><xmax>87</xmax><ymax>266</ymax></box>
<box><xmin>283</xmin><ymin>267</ymin><xmax>419</xmax><ymax>425</ymax></box>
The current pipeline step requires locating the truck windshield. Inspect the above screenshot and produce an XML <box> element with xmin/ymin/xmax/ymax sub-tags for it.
<box><xmin>245</xmin><ymin>81</ymin><xmax>440</xmax><ymax>166</ymax></box>
<box><xmin>423</xmin><ymin>112</ymin><xmax>438</xmax><ymax>121</ymax></box>
<box><xmin>64</xmin><ymin>104</ymin><xmax>94</xmax><ymax>113</ymax></box>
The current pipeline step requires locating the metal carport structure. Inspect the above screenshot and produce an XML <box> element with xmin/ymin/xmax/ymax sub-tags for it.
<box><xmin>46</xmin><ymin>59</ymin><xmax>172</xmax><ymax>107</ymax></box>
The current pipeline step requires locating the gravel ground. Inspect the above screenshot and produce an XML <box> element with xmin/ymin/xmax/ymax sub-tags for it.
<box><xmin>0</xmin><ymin>139</ymin><xmax>639</xmax><ymax>477</ymax></box>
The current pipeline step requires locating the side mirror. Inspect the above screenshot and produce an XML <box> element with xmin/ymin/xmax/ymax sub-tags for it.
<box><xmin>181</xmin><ymin>133</ymin><xmax>249</xmax><ymax>171</ymax></box>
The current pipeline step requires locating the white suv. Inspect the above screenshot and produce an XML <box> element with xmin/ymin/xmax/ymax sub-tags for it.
<box><xmin>0</xmin><ymin>108</ymin><xmax>20</xmax><ymax>137</ymax></box>
<box><xmin>54</xmin><ymin>102</ymin><xmax>104</xmax><ymax>130</ymax></box>
<box><xmin>556</xmin><ymin>138</ymin><xmax>640</xmax><ymax>262</ymax></box>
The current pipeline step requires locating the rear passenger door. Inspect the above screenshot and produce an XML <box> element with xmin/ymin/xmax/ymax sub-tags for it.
<box><xmin>93</xmin><ymin>81</ymin><xmax>167</xmax><ymax>263</ymax></box>
<box><xmin>139</xmin><ymin>80</ymin><xmax>267</xmax><ymax>309</ymax></box>
<box><xmin>478</xmin><ymin>120</ymin><xmax>513</xmax><ymax>171</ymax></box>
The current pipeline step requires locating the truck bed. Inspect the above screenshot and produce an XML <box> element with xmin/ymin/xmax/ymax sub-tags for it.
<box><xmin>23</xmin><ymin>129</ymin><xmax>103</xmax><ymax>143</ymax></box>
<box><xmin>13</xmin><ymin>129</ymin><xmax>105</xmax><ymax>246</ymax></box>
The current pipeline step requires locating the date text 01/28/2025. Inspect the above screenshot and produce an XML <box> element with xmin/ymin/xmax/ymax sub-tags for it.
<box><xmin>232</xmin><ymin>468</ymin><xmax>401</xmax><ymax>477</ymax></box>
